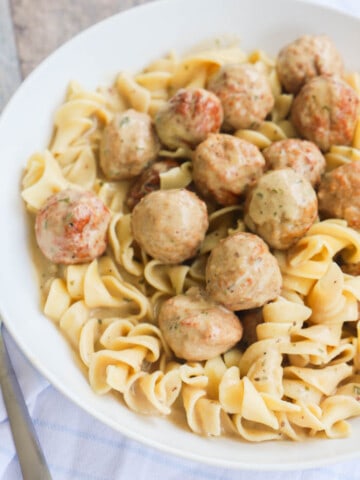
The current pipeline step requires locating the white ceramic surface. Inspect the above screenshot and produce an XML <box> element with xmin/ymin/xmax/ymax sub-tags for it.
<box><xmin>1</xmin><ymin>0</ymin><xmax>360</xmax><ymax>470</ymax></box>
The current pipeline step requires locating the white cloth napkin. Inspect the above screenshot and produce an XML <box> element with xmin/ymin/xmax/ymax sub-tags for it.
<box><xmin>2</xmin><ymin>0</ymin><xmax>360</xmax><ymax>478</ymax></box>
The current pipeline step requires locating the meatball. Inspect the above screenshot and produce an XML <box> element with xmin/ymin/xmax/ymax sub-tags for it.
<box><xmin>263</xmin><ymin>139</ymin><xmax>325</xmax><ymax>187</ymax></box>
<box><xmin>318</xmin><ymin>161</ymin><xmax>360</xmax><ymax>229</ymax></box>
<box><xmin>131</xmin><ymin>188</ymin><xmax>208</xmax><ymax>264</ymax></box>
<box><xmin>192</xmin><ymin>134</ymin><xmax>265</xmax><ymax>205</ymax></box>
<box><xmin>158</xmin><ymin>287</ymin><xmax>243</xmax><ymax>361</ymax></box>
<box><xmin>205</xmin><ymin>232</ymin><xmax>282</xmax><ymax>311</ymax></box>
<box><xmin>291</xmin><ymin>75</ymin><xmax>360</xmax><ymax>152</ymax></box>
<box><xmin>126</xmin><ymin>159</ymin><xmax>179</xmax><ymax>211</ymax></box>
<box><xmin>244</xmin><ymin>169</ymin><xmax>318</xmax><ymax>250</ymax></box>
<box><xmin>100</xmin><ymin>109</ymin><xmax>160</xmax><ymax>180</ymax></box>
<box><xmin>154</xmin><ymin>87</ymin><xmax>223</xmax><ymax>150</ymax></box>
<box><xmin>277</xmin><ymin>35</ymin><xmax>344</xmax><ymax>94</ymax></box>
<box><xmin>340</xmin><ymin>262</ymin><xmax>360</xmax><ymax>276</ymax></box>
<box><xmin>207</xmin><ymin>63</ymin><xmax>274</xmax><ymax>130</ymax></box>
<box><xmin>35</xmin><ymin>189</ymin><xmax>111</xmax><ymax>264</ymax></box>
<box><xmin>238</xmin><ymin>309</ymin><xmax>263</xmax><ymax>349</ymax></box>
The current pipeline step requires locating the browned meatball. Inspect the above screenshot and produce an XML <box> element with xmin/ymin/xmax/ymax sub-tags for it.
<box><xmin>158</xmin><ymin>287</ymin><xmax>243</xmax><ymax>361</ymax></box>
<box><xmin>291</xmin><ymin>75</ymin><xmax>359</xmax><ymax>152</ymax></box>
<box><xmin>340</xmin><ymin>262</ymin><xmax>360</xmax><ymax>276</ymax></box>
<box><xmin>131</xmin><ymin>188</ymin><xmax>208</xmax><ymax>264</ymax></box>
<box><xmin>207</xmin><ymin>63</ymin><xmax>274</xmax><ymax>130</ymax></box>
<box><xmin>154</xmin><ymin>88</ymin><xmax>223</xmax><ymax>150</ymax></box>
<box><xmin>238</xmin><ymin>309</ymin><xmax>263</xmax><ymax>348</ymax></box>
<box><xmin>100</xmin><ymin>109</ymin><xmax>160</xmax><ymax>180</ymax></box>
<box><xmin>205</xmin><ymin>232</ymin><xmax>282</xmax><ymax>311</ymax></box>
<box><xmin>244</xmin><ymin>169</ymin><xmax>318</xmax><ymax>250</ymax></box>
<box><xmin>126</xmin><ymin>159</ymin><xmax>179</xmax><ymax>211</ymax></box>
<box><xmin>277</xmin><ymin>35</ymin><xmax>344</xmax><ymax>94</ymax></box>
<box><xmin>35</xmin><ymin>189</ymin><xmax>111</xmax><ymax>264</ymax></box>
<box><xmin>192</xmin><ymin>134</ymin><xmax>265</xmax><ymax>205</ymax></box>
<box><xmin>318</xmin><ymin>162</ymin><xmax>360</xmax><ymax>229</ymax></box>
<box><xmin>263</xmin><ymin>139</ymin><xmax>326</xmax><ymax>187</ymax></box>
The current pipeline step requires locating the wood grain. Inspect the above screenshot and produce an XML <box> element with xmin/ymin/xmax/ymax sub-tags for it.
<box><xmin>11</xmin><ymin>0</ymin><xmax>153</xmax><ymax>77</ymax></box>
<box><xmin>0</xmin><ymin>0</ymin><xmax>21</xmax><ymax>109</ymax></box>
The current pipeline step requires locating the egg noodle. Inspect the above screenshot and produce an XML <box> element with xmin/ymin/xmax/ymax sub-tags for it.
<box><xmin>21</xmin><ymin>42</ymin><xmax>360</xmax><ymax>441</ymax></box>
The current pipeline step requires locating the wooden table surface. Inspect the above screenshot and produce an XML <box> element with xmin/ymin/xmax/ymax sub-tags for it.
<box><xmin>0</xmin><ymin>0</ymin><xmax>152</xmax><ymax>110</ymax></box>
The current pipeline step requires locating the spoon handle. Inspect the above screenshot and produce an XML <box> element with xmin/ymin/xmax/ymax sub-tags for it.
<box><xmin>0</xmin><ymin>317</ymin><xmax>52</xmax><ymax>480</ymax></box>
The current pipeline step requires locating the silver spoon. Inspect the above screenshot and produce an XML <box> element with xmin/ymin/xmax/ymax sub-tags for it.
<box><xmin>0</xmin><ymin>315</ymin><xmax>52</xmax><ymax>479</ymax></box>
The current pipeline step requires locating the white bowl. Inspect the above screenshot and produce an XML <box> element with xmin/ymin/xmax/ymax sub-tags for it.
<box><xmin>1</xmin><ymin>0</ymin><xmax>360</xmax><ymax>470</ymax></box>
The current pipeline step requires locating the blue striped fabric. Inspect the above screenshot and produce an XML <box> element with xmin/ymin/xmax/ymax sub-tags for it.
<box><xmin>1</xmin><ymin>1</ymin><xmax>360</xmax><ymax>478</ymax></box>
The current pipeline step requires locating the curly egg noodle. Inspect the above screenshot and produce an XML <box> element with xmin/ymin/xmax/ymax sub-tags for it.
<box><xmin>21</xmin><ymin>41</ymin><xmax>360</xmax><ymax>442</ymax></box>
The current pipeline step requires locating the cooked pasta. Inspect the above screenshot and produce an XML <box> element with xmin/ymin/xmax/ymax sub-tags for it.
<box><xmin>21</xmin><ymin>35</ymin><xmax>360</xmax><ymax>443</ymax></box>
